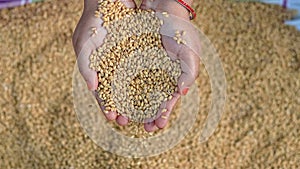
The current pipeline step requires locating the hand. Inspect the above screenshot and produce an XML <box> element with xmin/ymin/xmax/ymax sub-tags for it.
<box><xmin>72</xmin><ymin>0</ymin><xmax>136</xmax><ymax>125</ymax></box>
<box><xmin>141</xmin><ymin>0</ymin><xmax>200</xmax><ymax>132</ymax></box>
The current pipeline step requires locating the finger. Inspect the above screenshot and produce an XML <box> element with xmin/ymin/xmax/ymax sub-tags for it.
<box><xmin>144</xmin><ymin>117</ymin><xmax>156</xmax><ymax>124</ymax></box>
<box><xmin>93</xmin><ymin>91</ymin><xmax>118</xmax><ymax>121</ymax></box>
<box><xmin>177</xmin><ymin>45</ymin><xmax>199</xmax><ymax>95</ymax></box>
<box><xmin>140</xmin><ymin>0</ymin><xmax>160</xmax><ymax>10</ymax></box>
<box><xmin>120</xmin><ymin>0</ymin><xmax>136</xmax><ymax>8</ymax></box>
<box><xmin>155</xmin><ymin>92</ymin><xmax>180</xmax><ymax>129</ymax></box>
<box><xmin>116</xmin><ymin>115</ymin><xmax>129</xmax><ymax>126</ymax></box>
<box><xmin>105</xmin><ymin>111</ymin><xmax>118</xmax><ymax>121</ymax></box>
<box><xmin>144</xmin><ymin>121</ymin><xmax>158</xmax><ymax>132</ymax></box>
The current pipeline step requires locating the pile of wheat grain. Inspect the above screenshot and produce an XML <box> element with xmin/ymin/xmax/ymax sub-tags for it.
<box><xmin>89</xmin><ymin>0</ymin><xmax>181</xmax><ymax>122</ymax></box>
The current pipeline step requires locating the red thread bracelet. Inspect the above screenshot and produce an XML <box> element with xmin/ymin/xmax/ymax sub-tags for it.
<box><xmin>175</xmin><ymin>0</ymin><xmax>196</xmax><ymax>20</ymax></box>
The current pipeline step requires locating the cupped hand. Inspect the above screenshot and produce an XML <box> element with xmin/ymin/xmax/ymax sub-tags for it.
<box><xmin>72</xmin><ymin>0</ymin><xmax>136</xmax><ymax>125</ymax></box>
<box><xmin>141</xmin><ymin>0</ymin><xmax>200</xmax><ymax>132</ymax></box>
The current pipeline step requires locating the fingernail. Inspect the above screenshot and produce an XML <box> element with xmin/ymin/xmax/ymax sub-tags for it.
<box><xmin>182</xmin><ymin>88</ymin><xmax>189</xmax><ymax>95</ymax></box>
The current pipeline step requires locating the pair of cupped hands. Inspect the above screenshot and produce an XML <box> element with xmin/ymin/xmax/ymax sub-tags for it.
<box><xmin>72</xmin><ymin>0</ymin><xmax>199</xmax><ymax>132</ymax></box>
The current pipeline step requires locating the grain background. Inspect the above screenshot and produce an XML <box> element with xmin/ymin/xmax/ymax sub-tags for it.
<box><xmin>0</xmin><ymin>0</ymin><xmax>299</xmax><ymax>168</ymax></box>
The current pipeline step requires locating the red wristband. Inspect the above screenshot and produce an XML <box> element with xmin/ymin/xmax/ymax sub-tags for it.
<box><xmin>175</xmin><ymin>0</ymin><xmax>196</xmax><ymax>20</ymax></box>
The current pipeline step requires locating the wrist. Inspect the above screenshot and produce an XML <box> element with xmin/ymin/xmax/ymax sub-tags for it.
<box><xmin>84</xmin><ymin>0</ymin><xmax>98</xmax><ymax>13</ymax></box>
<box><xmin>155</xmin><ymin>0</ymin><xmax>193</xmax><ymax>20</ymax></box>
<box><xmin>156</xmin><ymin>0</ymin><xmax>193</xmax><ymax>6</ymax></box>
<box><xmin>84</xmin><ymin>0</ymin><xmax>135</xmax><ymax>13</ymax></box>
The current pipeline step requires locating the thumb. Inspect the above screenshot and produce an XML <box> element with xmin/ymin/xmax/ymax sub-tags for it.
<box><xmin>76</xmin><ymin>38</ymin><xmax>99</xmax><ymax>91</ymax></box>
<box><xmin>177</xmin><ymin>46</ymin><xmax>199</xmax><ymax>95</ymax></box>
<box><xmin>77</xmin><ymin>53</ymin><xmax>98</xmax><ymax>91</ymax></box>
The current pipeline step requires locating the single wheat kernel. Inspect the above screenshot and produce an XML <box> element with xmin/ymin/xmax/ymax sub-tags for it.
<box><xmin>162</xmin><ymin>11</ymin><xmax>169</xmax><ymax>17</ymax></box>
<box><xmin>161</xmin><ymin>115</ymin><xmax>168</xmax><ymax>119</ymax></box>
<box><xmin>91</xmin><ymin>27</ymin><xmax>98</xmax><ymax>36</ymax></box>
<box><xmin>160</xmin><ymin>20</ymin><xmax>164</xmax><ymax>25</ymax></box>
<box><xmin>95</xmin><ymin>10</ymin><xmax>101</xmax><ymax>15</ymax></box>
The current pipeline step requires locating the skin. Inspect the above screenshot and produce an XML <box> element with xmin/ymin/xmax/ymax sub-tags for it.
<box><xmin>72</xmin><ymin>0</ymin><xmax>199</xmax><ymax>132</ymax></box>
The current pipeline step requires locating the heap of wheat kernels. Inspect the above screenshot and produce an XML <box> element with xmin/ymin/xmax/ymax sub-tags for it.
<box><xmin>89</xmin><ymin>0</ymin><xmax>181</xmax><ymax>122</ymax></box>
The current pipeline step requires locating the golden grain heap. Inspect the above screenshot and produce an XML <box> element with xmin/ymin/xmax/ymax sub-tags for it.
<box><xmin>89</xmin><ymin>0</ymin><xmax>181</xmax><ymax>121</ymax></box>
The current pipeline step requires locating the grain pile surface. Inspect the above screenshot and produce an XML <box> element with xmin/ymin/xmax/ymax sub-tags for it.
<box><xmin>0</xmin><ymin>0</ymin><xmax>299</xmax><ymax>168</ymax></box>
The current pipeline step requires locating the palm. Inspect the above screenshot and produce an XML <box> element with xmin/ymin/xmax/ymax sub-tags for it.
<box><xmin>141</xmin><ymin>0</ymin><xmax>200</xmax><ymax>131</ymax></box>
